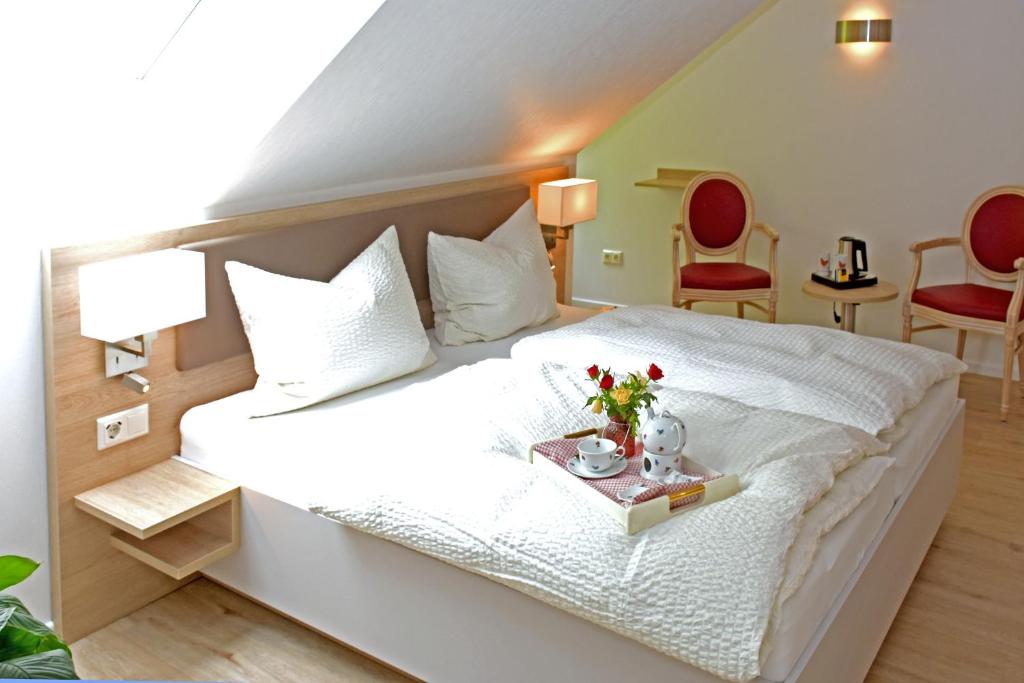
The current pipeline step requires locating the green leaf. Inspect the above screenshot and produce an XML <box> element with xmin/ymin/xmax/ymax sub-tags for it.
<box><xmin>0</xmin><ymin>606</ymin><xmax>14</xmax><ymax>633</ymax></box>
<box><xmin>0</xmin><ymin>649</ymin><xmax>78</xmax><ymax>679</ymax></box>
<box><xmin>0</xmin><ymin>557</ymin><xmax>38</xmax><ymax>592</ymax></box>
<box><xmin>0</xmin><ymin>595</ymin><xmax>29</xmax><ymax>615</ymax></box>
<box><xmin>0</xmin><ymin>609</ymin><xmax>71</xmax><ymax>661</ymax></box>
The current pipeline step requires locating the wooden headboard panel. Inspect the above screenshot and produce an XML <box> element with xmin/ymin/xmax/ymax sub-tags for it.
<box><xmin>42</xmin><ymin>166</ymin><xmax>568</xmax><ymax>642</ymax></box>
<box><xmin>177</xmin><ymin>185</ymin><xmax>529</xmax><ymax>370</ymax></box>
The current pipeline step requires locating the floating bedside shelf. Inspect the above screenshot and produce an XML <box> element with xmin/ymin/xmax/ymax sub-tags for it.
<box><xmin>74</xmin><ymin>459</ymin><xmax>239</xmax><ymax>580</ymax></box>
<box><xmin>634</xmin><ymin>168</ymin><xmax>710</xmax><ymax>189</ymax></box>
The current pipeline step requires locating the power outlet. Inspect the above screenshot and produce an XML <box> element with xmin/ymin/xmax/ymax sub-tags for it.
<box><xmin>97</xmin><ymin>404</ymin><xmax>149</xmax><ymax>451</ymax></box>
<box><xmin>602</xmin><ymin>249</ymin><xmax>624</xmax><ymax>266</ymax></box>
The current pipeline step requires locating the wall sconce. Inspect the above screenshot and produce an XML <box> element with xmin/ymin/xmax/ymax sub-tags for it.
<box><xmin>79</xmin><ymin>249</ymin><xmax>206</xmax><ymax>391</ymax></box>
<box><xmin>835</xmin><ymin>18</ymin><xmax>892</xmax><ymax>44</ymax></box>
<box><xmin>537</xmin><ymin>178</ymin><xmax>598</xmax><ymax>304</ymax></box>
<box><xmin>538</xmin><ymin>178</ymin><xmax>599</xmax><ymax>227</ymax></box>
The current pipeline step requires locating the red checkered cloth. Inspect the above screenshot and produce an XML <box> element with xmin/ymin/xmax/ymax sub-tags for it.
<box><xmin>532</xmin><ymin>438</ymin><xmax>720</xmax><ymax>510</ymax></box>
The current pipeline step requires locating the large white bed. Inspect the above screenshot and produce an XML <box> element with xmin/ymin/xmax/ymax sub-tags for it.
<box><xmin>179</xmin><ymin>304</ymin><xmax>964</xmax><ymax>683</ymax></box>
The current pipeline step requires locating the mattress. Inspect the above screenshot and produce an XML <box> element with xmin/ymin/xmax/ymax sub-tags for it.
<box><xmin>180</xmin><ymin>320</ymin><xmax>958</xmax><ymax>682</ymax></box>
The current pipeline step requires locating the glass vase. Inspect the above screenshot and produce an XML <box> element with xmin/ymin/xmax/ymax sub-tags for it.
<box><xmin>603</xmin><ymin>416</ymin><xmax>639</xmax><ymax>458</ymax></box>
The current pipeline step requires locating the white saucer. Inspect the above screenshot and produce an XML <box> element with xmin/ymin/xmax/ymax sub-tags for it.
<box><xmin>566</xmin><ymin>455</ymin><xmax>627</xmax><ymax>479</ymax></box>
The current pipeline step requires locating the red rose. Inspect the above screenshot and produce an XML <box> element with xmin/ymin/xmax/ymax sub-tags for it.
<box><xmin>599</xmin><ymin>373</ymin><xmax>614</xmax><ymax>390</ymax></box>
<box><xmin>586</xmin><ymin>364</ymin><xmax>599</xmax><ymax>379</ymax></box>
<box><xmin>647</xmin><ymin>363</ymin><xmax>664</xmax><ymax>381</ymax></box>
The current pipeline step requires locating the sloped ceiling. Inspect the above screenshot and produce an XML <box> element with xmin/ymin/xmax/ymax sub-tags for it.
<box><xmin>206</xmin><ymin>0</ymin><xmax>763</xmax><ymax>217</ymax></box>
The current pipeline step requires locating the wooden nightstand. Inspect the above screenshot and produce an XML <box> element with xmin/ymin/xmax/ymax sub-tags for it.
<box><xmin>74</xmin><ymin>459</ymin><xmax>239</xmax><ymax>580</ymax></box>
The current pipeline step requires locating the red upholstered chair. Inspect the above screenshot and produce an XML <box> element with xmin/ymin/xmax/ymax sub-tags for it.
<box><xmin>903</xmin><ymin>186</ymin><xmax>1024</xmax><ymax>420</ymax></box>
<box><xmin>672</xmin><ymin>172</ymin><xmax>779</xmax><ymax>322</ymax></box>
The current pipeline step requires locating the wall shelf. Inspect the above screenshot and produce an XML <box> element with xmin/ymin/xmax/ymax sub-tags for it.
<box><xmin>634</xmin><ymin>168</ymin><xmax>709</xmax><ymax>189</ymax></box>
<box><xmin>74</xmin><ymin>459</ymin><xmax>239</xmax><ymax>579</ymax></box>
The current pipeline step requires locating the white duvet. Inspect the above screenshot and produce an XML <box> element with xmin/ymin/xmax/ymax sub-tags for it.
<box><xmin>511</xmin><ymin>305</ymin><xmax>966</xmax><ymax>435</ymax></box>
<box><xmin>308</xmin><ymin>360</ymin><xmax>893</xmax><ymax>681</ymax></box>
<box><xmin>299</xmin><ymin>308</ymin><xmax>964</xmax><ymax>681</ymax></box>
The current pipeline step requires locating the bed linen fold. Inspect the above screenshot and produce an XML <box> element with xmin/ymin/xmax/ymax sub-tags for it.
<box><xmin>305</xmin><ymin>359</ymin><xmax>890</xmax><ymax>681</ymax></box>
<box><xmin>510</xmin><ymin>305</ymin><xmax>966</xmax><ymax>435</ymax></box>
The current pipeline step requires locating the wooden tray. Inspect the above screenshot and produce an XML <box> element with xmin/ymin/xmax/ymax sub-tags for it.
<box><xmin>529</xmin><ymin>437</ymin><xmax>739</xmax><ymax>534</ymax></box>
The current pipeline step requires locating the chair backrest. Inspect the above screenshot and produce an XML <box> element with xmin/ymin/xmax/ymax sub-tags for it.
<box><xmin>962</xmin><ymin>186</ymin><xmax>1024</xmax><ymax>283</ymax></box>
<box><xmin>680</xmin><ymin>172</ymin><xmax>754</xmax><ymax>257</ymax></box>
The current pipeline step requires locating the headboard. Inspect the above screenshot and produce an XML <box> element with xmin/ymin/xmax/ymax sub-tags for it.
<box><xmin>42</xmin><ymin>165</ymin><xmax>569</xmax><ymax>642</ymax></box>
<box><xmin>177</xmin><ymin>185</ymin><xmax>529</xmax><ymax>370</ymax></box>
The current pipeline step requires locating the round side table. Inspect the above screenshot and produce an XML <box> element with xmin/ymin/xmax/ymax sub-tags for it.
<box><xmin>801</xmin><ymin>279</ymin><xmax>899</xmax><ymax>333</ymax></box>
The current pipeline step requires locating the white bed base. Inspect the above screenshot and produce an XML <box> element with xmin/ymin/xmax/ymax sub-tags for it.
<box><xmin>198</xmin><ymin>400</ymin><xmax>964</xmax><ymax>683</ymax></box>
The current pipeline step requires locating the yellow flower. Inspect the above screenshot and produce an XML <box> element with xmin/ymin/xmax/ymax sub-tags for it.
<box><xmin>612</xmin><ymin>387</ymin><xmax>632</xmax><ymax>405</ymax></box>
<box><xmin>591</xmin><ymin>398</ymin><xmax>603</xmax><ymax>414</ymax></box>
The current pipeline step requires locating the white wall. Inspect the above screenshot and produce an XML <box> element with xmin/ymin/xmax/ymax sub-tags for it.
<box><xmin>0</xmin><ymin>242</ymin><xmax>51</xmax><ymax>620</ymax></box>
<box><xmin>574</xmin><ymin>0</ymin><xmax>1024</xmax><ymax>377</ymax></box>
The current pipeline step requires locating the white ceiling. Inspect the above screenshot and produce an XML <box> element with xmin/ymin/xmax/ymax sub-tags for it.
<box><xmin>206</xmin><ymin>0</ymin><xmax>763</xmax><ymax>217</ymax></box>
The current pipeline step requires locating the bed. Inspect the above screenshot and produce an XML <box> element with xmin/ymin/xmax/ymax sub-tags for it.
<box><xmin>177</xmin><ymin>302</ymin><xmax>964</xmax><ymax>683</ymax></box>
<box><xmin>81</xmin><ymin>177</ymin><xmax>967</xmax><ymax>683</ymax></box>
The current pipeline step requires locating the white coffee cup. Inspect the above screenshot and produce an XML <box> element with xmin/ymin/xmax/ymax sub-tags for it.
<box><xmin>577</xmin><ymin>437</ymin><xmax>624</xmax><ymax>473</ymax></box>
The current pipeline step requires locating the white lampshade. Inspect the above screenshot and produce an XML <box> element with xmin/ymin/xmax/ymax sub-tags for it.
<box><xmin>79</xmin><ymin>249</ymin><xmax>206</xmax><ymax>343</ymax></box>
<box><xmin>537</xmin><ymin>178</ymin><xmax>598</xmax><ymax>227</ymax></box>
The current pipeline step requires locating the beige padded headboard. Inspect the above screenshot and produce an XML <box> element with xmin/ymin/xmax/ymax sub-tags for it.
<box><xmin>176</xmin><ymin>185</ymin><xmax>530</xmax><ymax>370</ymax></box>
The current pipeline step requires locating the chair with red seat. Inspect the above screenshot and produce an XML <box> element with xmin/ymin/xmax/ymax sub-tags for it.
<box><xmin>672</xmin><ymin>172</ymin><xmax>779</xmax><ymax>322</ymax></box>
<box><xmin>903</xmin><ymin>186</ymin><xmax>1024</xmax><ymax>420</ymax></box>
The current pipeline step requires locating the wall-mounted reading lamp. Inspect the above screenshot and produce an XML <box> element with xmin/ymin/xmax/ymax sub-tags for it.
<box><xmin>79</xmin><ymin>249</ymin><xmax>206</xmax><ymax>393</ymax></box>
<box><xmin>835</xmin><ymin>18</ymin><xmax>892</xmax><ymax>44</ymax></box>
<box><xmin>537</xmin><ymin>178</ymin><xmax>598</xmax><ymax>304</ymax></box>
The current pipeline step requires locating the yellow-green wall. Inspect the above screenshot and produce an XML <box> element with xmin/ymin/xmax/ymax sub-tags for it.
<box><xmin>574</xmin><ymin>0</ymin><xmax>1024</xmax><ymax>377</ymax></box>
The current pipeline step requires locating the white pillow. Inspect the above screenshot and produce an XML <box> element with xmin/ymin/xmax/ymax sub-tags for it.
<box><xmin>427</xmin><ymin>198</ymin><xmax>558</xmax><ymax>345</ymax></box>
<box><xmin>225</xmin><ymin>226</ymin><xmax>436</xmax><ymax>417</ymax></box>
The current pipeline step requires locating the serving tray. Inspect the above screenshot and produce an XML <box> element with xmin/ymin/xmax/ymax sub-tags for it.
<box><xmin>810</xmin><ymin>272</ymin><xmax>879</xmax><ymax>289</ymax></box>
<box><xmin>529</xmin><ymin>437</ymin><xmax>739</xmax><ymax>534</ymax></box>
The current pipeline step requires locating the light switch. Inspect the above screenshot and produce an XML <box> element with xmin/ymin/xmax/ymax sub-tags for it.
<box><xmin>602</xmin><ymin>249</ymin><xmax>624</xmax><ymax>266</ymax></box>
<box><xmin>97</xmin><ymin>404</ymin><xmax>149</xmax><ymax>451</ymax></box>
<box><xmin>126</xmin><ymin>410</ymin><xmax>148</xmax><ymax>436</ymax></box>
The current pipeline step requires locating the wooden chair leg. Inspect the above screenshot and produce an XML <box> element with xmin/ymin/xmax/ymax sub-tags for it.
<box><xmin>737</xmin><ymin>303</ymin><xmax>745</xmax><ymax>319</ymax></box>
<box><xmin>955</xmin><ymin>329</ymin><xmax>967</xmax><ymax>360</ymax></box>
<box><xmin>901</xmin><ymin>312</ymin><xmax>912</xmax><ymax>343</ymax></box>
<box><xmin>683</xmin><ymin>301</ymin><xmax>693</xmax><ymax>311</ymax></box>
<box><xmin>1001</xmin><ymin>337</ymin><xmax>1014</xmax><ymax>421</ymax></box>
<box><xmin>768</xmin><ymin>299</ymin><xmax>777</xmax><ymax>324</ymax></box>
<box><xmin>1018</xmin><ymin>336</ymin><xmax>1024</xmax><ymax>397</ymax></box>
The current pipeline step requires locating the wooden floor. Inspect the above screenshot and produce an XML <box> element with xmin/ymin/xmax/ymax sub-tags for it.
<box><xmin>72</xmin><ymin>374</ymin><xmax>1022</xmax><ymax>683</ymax></box>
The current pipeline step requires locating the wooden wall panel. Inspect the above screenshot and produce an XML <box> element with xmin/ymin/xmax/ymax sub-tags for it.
<box><xmin>43</xmin><ymin>166</ymin><xmax>568</xmax><ymax>640</ymax></box>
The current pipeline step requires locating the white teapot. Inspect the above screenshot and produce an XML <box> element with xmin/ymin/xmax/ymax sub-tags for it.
<box><xmin>640</xmin><ymin>407</ymin><xmax>687</xmax><ymax>480</ymax></box>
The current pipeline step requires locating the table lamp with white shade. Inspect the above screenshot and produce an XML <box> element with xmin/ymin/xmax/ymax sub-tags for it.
<box><xmin>537</xmin><ymin>178</ymin><xmax>598</xmax><ymax>304</ymax></box>
<box><xmin>79</xmin><ymin>249</ymin><xmax>206</xmax><ymax>393</ymax></box>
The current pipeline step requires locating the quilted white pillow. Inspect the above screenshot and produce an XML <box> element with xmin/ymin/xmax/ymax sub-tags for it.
<box><xmin>225</xmin><ymin>226</ymin><xmax>436</xmax><ymax>417</ymax></box>
<box><xmin>427</xmin><ymin>198</ymin><xmax>558</xmax><ymax>345</ymax></box>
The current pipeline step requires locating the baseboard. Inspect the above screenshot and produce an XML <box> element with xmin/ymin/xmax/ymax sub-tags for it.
<box><xmin>571</xmin><ymin>296</ymin><xmax>627</xmax><ymax>309</ymax></box>
<box><xmin>966</xmin><ymin>360</ymin><xmax>1021</xmax><ymax>381</ymax></box>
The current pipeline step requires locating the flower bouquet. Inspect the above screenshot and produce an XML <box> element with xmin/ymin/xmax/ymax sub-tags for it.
<box><xmin>584</xmin><ymin>363</ymin><xmax>664</xmax><ymax>457</ymax></box>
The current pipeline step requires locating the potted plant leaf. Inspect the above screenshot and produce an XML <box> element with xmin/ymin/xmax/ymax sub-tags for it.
<box><xmin>0</xmin><ymin>555</ymin><xmax>77</xmax><ymax>679</ymax></box>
